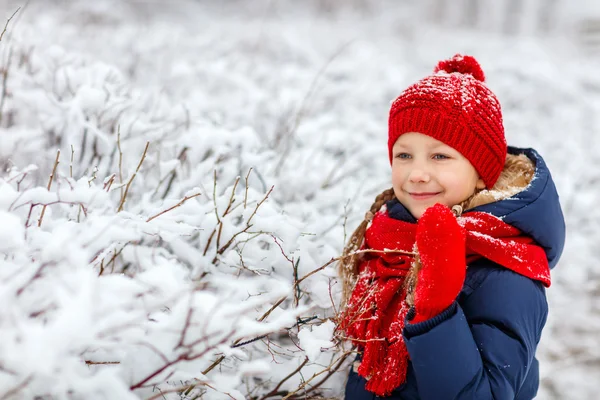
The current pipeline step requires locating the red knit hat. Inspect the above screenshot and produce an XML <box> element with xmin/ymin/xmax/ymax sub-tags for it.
<box><xmin>388</xmin><ymin>54</ymin><xmax>507</xmax><ymax>188</ymax></box>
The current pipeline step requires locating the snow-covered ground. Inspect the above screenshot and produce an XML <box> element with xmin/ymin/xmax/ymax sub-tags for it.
<box><xmin>0</xmin><ymin>0</ymin><xmax>598</xmax><ymax>398</ymax></box>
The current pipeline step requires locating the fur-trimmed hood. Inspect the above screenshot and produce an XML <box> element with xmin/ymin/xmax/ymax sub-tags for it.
<box><xmin>471</xmin><ymin>147</ymin><xmax>565</xmax><ymax>268</ymax></box>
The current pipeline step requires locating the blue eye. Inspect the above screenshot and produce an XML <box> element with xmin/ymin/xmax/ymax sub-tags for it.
<box><xmin>395</xmin><ymin>153</ymin><xmax>411</xmax><ymax>159</ymax></box>
<box><xmin>433</xmin><ymin>154</ymin><xmax>450</xmax><ymax>160</ymax></box>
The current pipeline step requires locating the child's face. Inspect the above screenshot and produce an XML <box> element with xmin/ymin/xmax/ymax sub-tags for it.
<box><xmin>391</xmin><ymin>132</ymin><xmax>485</xmax><ymax>219</ymax></box>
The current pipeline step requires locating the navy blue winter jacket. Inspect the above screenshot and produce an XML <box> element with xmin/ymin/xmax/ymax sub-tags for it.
<box><xmin>345</xmin><ymin>147</ymin><xmax>566</xmax><ymax>400</ymax></box>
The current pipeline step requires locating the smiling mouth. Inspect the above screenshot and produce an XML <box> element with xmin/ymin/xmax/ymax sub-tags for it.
<box><xmin>409</xmin><ymin>192</ymin><xmax>441</xmax><ymax>200</ymax></box>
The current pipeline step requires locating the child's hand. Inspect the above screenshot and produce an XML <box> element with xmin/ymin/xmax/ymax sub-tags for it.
<box><xmin>412</xmin><ymin>203</ymin><xmax>466</xmax><ymax>323</ymax></box>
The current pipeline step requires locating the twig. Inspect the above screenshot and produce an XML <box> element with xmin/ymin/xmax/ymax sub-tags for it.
<box><xmin>158</xmin><ymin>147</ymin><xmax>187</xmax><ymax>200</ymax></box>
<box><xmin>223</xmin><ymin>176</ymin><xmax>240</xmax><ymax>216</ymax></box>
<box><xmin>215</xmin><ymin>226</ymin><xmax>250</xmax><ymax>258</ymax></box>
<box><xmin>258</xmin><ymin>357</ymin><xmax>309</xmax><ymax>400</ymax></box>
<box><xmin>215</xmin><ymin>218</ymin><xmax>224</xmax><ymax>252</ymax></box>
<box><xmin>297</xmin><ymin>248</ymin><xmax>414</xmax><ymax>287</ymax></box>
<box><xmin>38</xmin><ymin>149</ymin><xmax>60</xmax><ymax>227</ymax></box>
<box><xmin>79</xmin><ymin>127</ymin><xmax>88</xmax><ymax>163</ymax></box>
<box><xmin>328</xmin><ymin>278</ymin><xmax>338</xmax><ymax>316</ymax></box>
<box><xmin>258</xmin><ymin>296</ymin><xmax>288</xmax><ymax>323</ymax></box>
<box><xmin>87</xmin><ymin>165</ymin><xmax>98</xmax><ymax>187</ymax></box>
<box><xmin>231</xmin><ymin>316</ymin><xmax>318</xmax><ymax>349</ymax></box>
<box><xmin>342</xmin><ymin>200</ymin><xmax>350</xmax><ymax>248</ymax></box>
<box><xmin>334</xmin><ymin>335</ymin><xmax>385</xmax><ymax>343</ymax></box>
<box><xmin>213</xmin><ymin>186</ymin><xmax>273</xmax><ymax>258</ymax></box>
<box><xmin>212</xmin><ymin>170</ymin><xmax>220</xmax><ymax>224</ymax></box>
<box><xmin>117</xmin><ymin>126</ymin><xmax>124</xmax><ymax>200</ymax></box>
<box><xmin>16</xmin><ymin>262</ymin><xmax>50</xmax><ymax>296</ymax></box>
<box><xmin>103</xmin><ymin>173</ymin><xmax>116</xmax><ymax>192</ymax></box>
<box><xmin>16</xmin><ymin>172</ymin><xmax>26</xmax><ymax>189</ymax></box>
<box><xmin>175</xmin><ymin>304</ymin><xmax>194</xmax><ymax>350</ymax></box>
<box><xmin>130</xmin><ymin>356</ymin><xmax>183</xmax><ymax>390</ymax></box>
<box><xmin>179</xmin><ymin>332</ymin><xmax>238</xmax><ymax>395</ymax></box>
<box><xmin>281</xmin><ymin>351</ymin><xmax>352</xmax><ymax>400</ymax></box>
<box><xmin>270</xmin><ymin>234</ymin><xmax>293</xmax><ymax>265</ymax></box>
<box><xmin>146</xmin><ymin>192</ymin><xmax>201</xmax><ymax>223</ymax></box>
<box><xmin>69</xmin><ymin>145</ymin><xmax>74</xmax><ymax>178</ymax></box>
<box><xmin>0</xmin><ymin>47</ymin><xmax>13</xmax><ymax>126</ymax></box>
<box><xmin>144</xmin><ymin>383</ymin><xmax>203</xmax><ymax>400</ymax></box>
<box><xmin>294</xmin><ymin>351</ymin><xmax>352</xmax><ymax>398</ymax></box>
<box><xmin>0</xmin><ymin>7</ymin><xmax>20</xmax><ymax>42</ymax></box>
<box><xmin>85</xmin><ymin>360</ymin><xmax>120</xmax><ymax>365</ymax></box>
<box><xmin>90</xmin><ymin>242</ymin><xmax>128</xmax><ymax>273</ymax></box>
<box><xmin>244</xmin><ymin>168</ymin><xmax>253</xmax><ymax>209</ymax></box>
<box><xmin>203</xmin><ymin>228</ymin><xmax>217</xmax><ymax>256</ymax></box>
<box><xmin>0</xmin><ymin>374</ymin><xmax>31</xmax><ymax>400</ymax></box>
<box><xmin>131</xmin><ymin>334</ymin><xmax>231</xmax><ymax>394</ymax></box>
<box><xmin>109</xmin><ymin>247</ymin><xmax>120</xmax><ymax>273</ymax></box>
<box><xmin>201</xmin><ymin>355</ymin><xmax>226</xmax><ymax>377</ymax></box>
<box><xmin>247</xmin><ymin>185</ymin><xmax>274</xmax><ymax>226</ymax></box>
<box><xmin>199</xmin><ymin>293</ymin><xmax>288</xmax><ymax>378</ymax></box>
<box><xmin>293</xmin><ymin>258</ymin><xmax>301</xmax><ymax>308</ymax></box>
<box><xmin>20</xmin><ymin>200</ymin><xmax>87</xmax><ymax>223</ymax></box>
<box><xmin>25</xmin><ymin>204</ymin><xmax>34</xmax><ymax>228</ymax></box>
<box><xmin>117</xmin><ymin>141</ymin><xmax>149</xmax><ymax>212</ymax></box>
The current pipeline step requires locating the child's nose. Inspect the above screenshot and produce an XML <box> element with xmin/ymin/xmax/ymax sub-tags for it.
<box><xmin>408</xmin><ymin>168</ymin><xmax>430</xmax><ymax>183</ymax></box>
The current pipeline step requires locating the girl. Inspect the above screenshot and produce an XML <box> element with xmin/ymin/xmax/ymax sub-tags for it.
<box><xmin>338</xmin><ymin>54</ymin><xmax>565</xmax><ymax>399</ymax></box>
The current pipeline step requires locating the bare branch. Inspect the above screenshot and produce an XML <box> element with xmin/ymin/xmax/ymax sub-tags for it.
<box><xmin>144</xmin><ymin>383</ymin><xmax>203</xmax><ymax>400</ymax></box>
<box><xmin>0</xmin><ymin>374</ymin><xmax>31</xmax><ymax>400</ymax></box>
<box><xmin>85</xmin><ymin>360</ymin><xmax>120</xmax><ymax>365</ymax></box>
<box><xmin>293</xmin><ymin>351</ymin><xmax>352</xmax><ymax>398</ymax></box>
<box><xmin>258</xmin><ymin>357</ymin><xmax>309</xmax><ymax>400</ymax></box>
<box><xmin>16</xmin><ymin>262</ymin><xmax>50</xmax><ymax>296</ymax></box>
<box><xmin>175</xmin><ymin>300</ymin><xmax>194</xmax><ymax>349</ymax></box>
<box><xmin>212</xmin><ymin>170</ymin><xmax>220</xmax><ymax>224</ymax></box>
<box><xmin>223</xmin><ymin>176</ymin><xmax>240</xmax><ymax>216</ymax></box>
<box><xmin>69</xmin><ymin>145</ymin><xmax>74</xmax><ymax>178</ymax></box>
<box><xmin>0</xmin><ymin>7</ymin><xmax>20</xmax><ymax>43</ymax></box>
<box><xmin>146</xmin><ymin>192</ymin><xmax>201</xmax><ymax>223</ymax></box>
<box><xmin>215</xmin><ymin>225</ymin><xmax>250</xmax><ymax>257</ymax></box>
<box><xmin>38</xmin><ymin>149</ymin><xmax>60</xmax><ymax>227</ymax></box>
<box><xmin>281</xmin><ymin>351</ymin><xmax>353</xmax><ymax>400</ymax></box>
<box><xmin>117</xmin><ymin>126</ymin><xmax>124</xmax><ymax>200</ymax></box>
<box><xmin>298</xmin><ymin>248</ymin><xmax>414</xmax><ymax>287</ymax></box>
<box><xmin>87</xmin><ymin>165</ymin><xmax>98</xmax><ymax>187</ymax></box>
<box><xmin>117</xmin><ymin>141</ymin><xmax>149</xmax><ymax>212</ymax></box>
<box><xmin>244</xmin><ymin>167</ymin><xmax>253</xmax><ymax>208</ymax></box>
<box><xmin>203</xmin><ymin>227</ymin><xmax>217</xmax><ymax>256</ymax></box>
<box><xmin>103</xmin><ymin>173</ymin><xmax>116</xmax><ymax>192</ymax></box>
<box><xmin>0</xmin><ymin>46</ymin><xmax>13</xmax><ymax>125</ymax></box>
<box><xmin>247</xmin><ymin>185</ymin><xmax>274</xmax><ymax>226</ymax></box>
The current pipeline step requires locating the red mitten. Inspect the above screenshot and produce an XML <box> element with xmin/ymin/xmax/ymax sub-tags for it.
<box><xmin>412</xmin><ymin>203</ymin><xmax>467</xmax><ymax>323</ymax></box>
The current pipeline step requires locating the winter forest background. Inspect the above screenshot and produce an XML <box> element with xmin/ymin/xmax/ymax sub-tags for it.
<box><xmin>0</xmin><ymin>0</ymin><xmax>598</xmax><ymax>399</ymax></box>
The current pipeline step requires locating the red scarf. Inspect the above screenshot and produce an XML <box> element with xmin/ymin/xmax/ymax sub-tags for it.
<box><xmin>339</xmin><ymin>209</ymin><xmax>550</xmax><ymax>396</ymax></box>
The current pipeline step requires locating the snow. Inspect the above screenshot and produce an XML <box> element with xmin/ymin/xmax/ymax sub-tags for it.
<box><xmin>0</xmin><ymin>210</ymin><xmax>24</xmax><ymax>250</ymax></box>
<box><xmin>298</xmin><ymin>320</ymin><xmax>336</xmax><ymax>362</ymax></box>
<box><xmin>0</xmin><ymin>0</ymin><xmax>597</xmax><ymax>399</ymax></box>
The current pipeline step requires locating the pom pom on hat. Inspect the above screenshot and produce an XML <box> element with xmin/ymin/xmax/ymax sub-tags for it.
<box><xmin>434</xmin><ymin>54</ymin><xmax>485</xmax><ymax>82</ymax></box>
<box><xmin>388</xmin><ymin>54</ymin><xmax>507</xmax><ymax>189</ymax></box>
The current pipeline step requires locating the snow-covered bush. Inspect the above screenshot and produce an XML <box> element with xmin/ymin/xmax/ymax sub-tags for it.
<box><xmin>0</xmin><ymin>14</ymin><xmax>350</xmax><ymax>399</ymax></box>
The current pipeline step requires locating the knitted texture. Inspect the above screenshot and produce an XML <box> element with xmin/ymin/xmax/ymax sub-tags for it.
<box><xmin>412</xmin><ymin>204</ymin><xmax>466</xmax><ymax>324</ymax></box>
<box><xmin>338</xmin><ymin>206</ymin><xmax>550</xmax><ymax>397</ymax></box>
<box><xmin>388</xmin><ymin>54</ymin><xmax>507</xmax><ymax>188</ymax></box>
